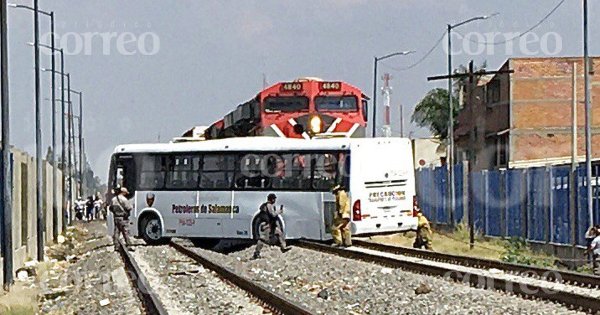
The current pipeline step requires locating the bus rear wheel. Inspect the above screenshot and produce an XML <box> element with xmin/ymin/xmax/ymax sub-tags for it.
<box><xmin>140</xmin><ymin>215</ymin><xmax>169</xmax><ymax>245</ymax></box>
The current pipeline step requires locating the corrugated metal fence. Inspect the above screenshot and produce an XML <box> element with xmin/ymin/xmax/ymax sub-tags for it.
<box><xmin>416</xmin><ymin>163</ymin><xmax>600</xmax><ymax>246</ymax></box>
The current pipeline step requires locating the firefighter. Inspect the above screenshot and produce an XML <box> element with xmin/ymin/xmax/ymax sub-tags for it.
<box><xmin>331</xmin><ymin>185</ymin><xmax>352</xmax><ymax>247</ymax></box>
<box><xmin>252</xmin><ymin>193</ymin><xmax>291</xmax><ymax>259</ymax></box>
<box><xmin>413</xmin><ymin>208</ymin><xmax>433</xmax><ymax>250</ymax></box>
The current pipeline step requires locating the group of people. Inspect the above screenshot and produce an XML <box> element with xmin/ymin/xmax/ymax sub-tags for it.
<box><xmin>107</xmin><ymin>183</ymin><xmax>434</xmax><ymax>259</ymax></box>
<box><xmin>585</xmin><ymin>225</ymin><xmax>600</xmax><ymax>275</ymax></box>
<box><xmin>74</xmin><ymin>193</ymin><xmax>104</xmax><ymax>221</ymax></box>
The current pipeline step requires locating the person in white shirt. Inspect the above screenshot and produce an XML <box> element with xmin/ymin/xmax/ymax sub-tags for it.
<box><xmin>590</xmin><ymin>226</ymin><xmax>600</xmax><ymax>275</ymax></box>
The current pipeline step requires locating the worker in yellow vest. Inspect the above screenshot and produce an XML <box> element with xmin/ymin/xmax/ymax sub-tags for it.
<box><xmin>331</xmin><ymin>185</ymin><xmax>352</xmax><ymax>247</ymax></box>
<box><xmin>413</xmin><ymin>208</ymin><xmax>433</xmax><ymax>250</ymax></box>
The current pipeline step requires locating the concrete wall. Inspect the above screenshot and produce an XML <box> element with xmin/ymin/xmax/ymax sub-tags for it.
<box><xmin>1</xmin><ymin>147</ymin><xmax>65</xmax><ymax>284</ymax></box>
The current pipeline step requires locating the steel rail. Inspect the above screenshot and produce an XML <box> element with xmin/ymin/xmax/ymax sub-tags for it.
<box><xmin>297</xmin><ymin>240</ymin><xmax>600</xmax><ymax>314</ymax></box>
<box><xmin>352</xmin><ymin>239</ymin><xmax>600</xmax><ymax>289</ymax></box>
<box><xmin>117</xmin><ymin>239</ymin><xmax>169</xmax><ymax>315</ymax></box>
<box><xmin>169</xmin><ymin>241</ymin><xmax>314</xmax><ymax>315</ymax></box>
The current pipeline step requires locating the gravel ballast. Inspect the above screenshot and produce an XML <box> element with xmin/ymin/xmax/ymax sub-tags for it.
<box><xmin>40</xmin><ymin>222</ymin><xmax>142</xmax><ymax>315</ymax></box>
<box><xmin>179</xmin><ymin>240</ymin><xmax>586</xmax><ymax>315</ymax></box>
<box><xmin>131</xmin><ymin>243</ymin><xmax>265</xmax><ymax>315</ymax></box>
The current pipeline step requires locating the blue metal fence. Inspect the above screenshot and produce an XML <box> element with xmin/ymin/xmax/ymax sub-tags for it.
<box><xmin>416</xmin><ymin>163</ymin><xmax>600</xmax><ymax>246</ymax></box>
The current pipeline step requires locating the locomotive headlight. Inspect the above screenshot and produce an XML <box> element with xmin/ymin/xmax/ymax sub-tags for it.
<box><xmin>309</xmin><ymin>115</ymin><xmax>322</xmax><ymax>134</ymax></box>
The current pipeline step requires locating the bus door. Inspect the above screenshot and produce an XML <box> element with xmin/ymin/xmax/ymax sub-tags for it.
<box><xmin>315</xmin><ymin>152</ymin><xmax>349</xmax><ymax>240</ymax></box>
<box><xmin>108</xmin><ymin>154</ymin><xmax>136</xmax><ymax>235</ymax></box>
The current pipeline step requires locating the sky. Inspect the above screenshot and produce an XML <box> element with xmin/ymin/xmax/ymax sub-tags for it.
<box><xmin>3</xmin><ymin>0</ymin><xmax>599</xmax><ymax>181</ymax></box>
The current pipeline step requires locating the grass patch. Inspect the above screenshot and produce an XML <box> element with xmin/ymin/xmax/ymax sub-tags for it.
<box><xmin>0</xmin><ymin>305</ymin><xmax>35</xmax><ymax>315</ymax></box>
<box><xmin>367</xmin><ymin>224</ymin><xmax>559</xmax><ymax>268</ymax></box>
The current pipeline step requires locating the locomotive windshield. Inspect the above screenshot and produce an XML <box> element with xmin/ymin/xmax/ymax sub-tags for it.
<box><xmin>315</xmin><ymin>96</ymin><xmax>358</xmax><ymax>111</ymax></box>
<box><xmin>264</xmin><ymin>96</ymin><xmax>309</xmax><ymax>112</ymax></box>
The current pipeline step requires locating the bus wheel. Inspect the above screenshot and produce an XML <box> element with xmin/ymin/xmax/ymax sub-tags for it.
<box><xmin>190</xmin><ymin>238</ymin><xmax>219</xmax><ymax>249</ymax></box>
<box><xmin>140</xmin><ymin>215</ymin><xmax>169</xmax><ymax>245</ymax></box>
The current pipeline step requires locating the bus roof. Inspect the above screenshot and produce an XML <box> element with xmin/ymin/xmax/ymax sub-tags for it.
<box><xmin>113</xmin><ymin>137</ymin><xmax>410</xmax><ymax>154</ymax></box>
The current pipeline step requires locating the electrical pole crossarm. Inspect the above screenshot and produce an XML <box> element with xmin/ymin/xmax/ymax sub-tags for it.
<box><xmin>427</xmin><ymin>69</ymin><xmax>514</xmax><ymax>82</ymax></box>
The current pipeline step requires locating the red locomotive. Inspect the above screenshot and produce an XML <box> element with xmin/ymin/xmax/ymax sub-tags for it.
<box><xmin>204</xmin><ymin>78</ymin><xmax>368</xmax><ymax>139</ymax></box>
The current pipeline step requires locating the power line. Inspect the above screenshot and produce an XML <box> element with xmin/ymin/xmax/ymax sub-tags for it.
<box><xmin>458</xmin><ymin>0</ymin><xmax>566</xmax><ymax>45</ymax></box>
<box><xmin>381</xmin><ymin>0</ymin><xmax>566</xmax><ymax>72</ymax></box>
<box><xmin>381</xmin><ymin>30</ymin><xmax>446</xmax><ymax>72</ymax></box>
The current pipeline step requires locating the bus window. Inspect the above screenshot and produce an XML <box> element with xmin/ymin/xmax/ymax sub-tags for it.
<box><xmin>200</xmin><ymin>154</ymin><xmax>235</xmax><ymax>189</ymax></box>
<box><xmin>312</xmin><ymin>153</ymin><xmax>338</xmax><ymax>190</ymax></box>
<box><xmin>236</xmin><ymin>154</ymin><xmax>268</xmax><ymax>189</ymax></box>
<box><xmin>136</xmin><ymin>154</ymin><xmax>166</xmax><ymax>190</ymax></box>
<box><xmin>166</xmin><ymin>155</ymin><xmax>200</xmax><ymax>189</ymax></box>
<box><xmin>271</xmin><ymin>153</ymin><xmax>311</xmax><ymax>190</ymax></box>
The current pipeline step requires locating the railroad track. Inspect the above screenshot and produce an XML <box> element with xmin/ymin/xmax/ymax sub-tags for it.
<box><xmin>169</xmin><ymin>241</ymin><xmax>314</xmax><ymax>315</ymax></box>
<box><xmin>296</xmin><ymin>240</ymin><xmax>600</xmax><ymax>314</ymax></box>
<box><xmin>119</xmin><ymin>238</ymin><xmax>313</xmax><ymax>315</ymax></box>
<box><xmin>116</xmin><ymin>239</ymin><xmax>169</xmax><ymax>315</ymax></box>
<box><xmin>352</xmin><ymin>239</ymin><xmax>600</xmax><ymax>289</ymax></box>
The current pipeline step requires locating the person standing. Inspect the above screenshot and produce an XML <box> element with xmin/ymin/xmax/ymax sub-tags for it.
<box><xmin>331</xmin><ymin>185</ymin><xmax>352</xmax><ymax>247</ymax></box>
<box><xmin>252</xmin><ymin>193</ymin><xmax>290</xmax><ymax>259</ymax></box>
<box><xmin>110</xmin><ymin>187</ymin><xmax>134</xmax><ymax>251</ymax></box>
<box><xmin>590</xmin><ymin>227</ymin><xmax>600</xmax><ymax>275</ymax></box>
<box><xmin>413</xmin><ymin>208</ymin><xmax>433</xmax><ymax>250</ymax></box>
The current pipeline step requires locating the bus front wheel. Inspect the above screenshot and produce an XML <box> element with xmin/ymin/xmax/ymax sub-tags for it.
<box><xmin>140</xmin><ymin>215</ymin><xmax>169</xmax><ymax>245</ymax></box>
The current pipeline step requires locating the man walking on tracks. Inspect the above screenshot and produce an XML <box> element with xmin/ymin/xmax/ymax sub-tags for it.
<box><xmin>413</xmin><ymin>208</ymin><xmax>433</xmax><ymax>250</ymax></box>
<box><xmin>331</xmin><ymin>185</ymin><xmax>352</xmax><ymax>247</ymax></box>
<box><xmin>252</xmin><ymin>193</ymin><xmax>291</xmax><ymax>259</ymax></box>
<box><xmin>110</xmin><ymin>187</ymin><xmax>134</xmax><ymax>252</ymax></box>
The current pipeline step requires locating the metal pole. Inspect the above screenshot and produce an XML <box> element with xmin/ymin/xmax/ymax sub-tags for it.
<box><xmin>66</xmin><ymin>74</ymin><xmax>72</xmax><ymax>219</ymax></box>
<box><xmin>78</xmin><ymin>92</ymin><xmax>83</xmax><ymax>198</ymax></box>
<box><xmin>49</xmin><ymin>12</ymin><xmax>57</xmax><ymax>243</ymax></box>
<box><xmin>570</xmin><ymin>62</ymin><xmax>578</xmax><ymax>259</ymax></box>
<box><xmin>400</xmin><ymin>103</ymin><xmax>404</xmax><ymax>138</ymax></box>
<box><xmin>583</xmin><ymin>0</ymin><xmax>593</xmax><ymax>226</ymax></box>
<box><xmin>447</xmin><ymin>24</ymin><xmax>455</xmax><ymax>225</ymax></box>
<box><xmin>59</xmin><ymin>54</ymin><xmax>66</xmax><ymax>231</ymax></box>
<box><xmin>33</xmin><ymin>0</ymin><xmax>44</xmax><ymax>262</ymax></box>
<box><xmin>372</xmin><ymin>57</ymin><xmax>378</xmax><ymax>138</ymax></box>
<box><xmin>1</xmin><ymin>0</ymin><xmax>14</xmax><ymax>290</ymax></box>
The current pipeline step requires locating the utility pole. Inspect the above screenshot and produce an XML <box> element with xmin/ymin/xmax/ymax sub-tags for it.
<box><xmin>66</xmin><ymin>74</ymin><xmax>73</xmax><ymax>216</ymax></box>
<box><xmin>33</xmin><ymin>0</ymin><xmax>45</xmax><ymax>262</ymax></box>
<box><xmin>570</xmin><ymin>61</ymin><xmax>578</xmax><ymax>260</ymax></box>
<box><xmin>428</xmin><ymin>60</ymin><xmax>513</xmax><ymax>248</ymax></box>
<box><xmin>49</xmin><ymin>12</ymin><xmax>57</xmax><ymax>243</ymax></box>
<box><xmin>1</xmin><ymin>0</ymin><xmax>14</xmax><ymax>290</ymax></box>
<box><xmin>399</xmin><ymin>103</ymin><xmax>404</xmax><ymax>138</ymax></box>
<box><xmin>381</xmin><ymin>73</ymin><xmax>392</xmax><ymax>138</ymax></box>
<box><xmin>77</xmin><ymin>92</ymin><xmax>83</xmax><ymax>198</ymax></box>
<box><xmin>583</xmin><ymin>0</ymin><xmax>593</xmax><ymax>226</ymax></box>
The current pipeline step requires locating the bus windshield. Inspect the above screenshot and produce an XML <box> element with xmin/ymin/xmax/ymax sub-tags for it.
<box><xmin>264</xmin><ymin>96</ymin><xmax>309</xmax><ymax>112</ymax></box>
<box><xmin>315</xmin><ymin>96</ymin><xmax>358</xmax><ymax>111</ymax></box>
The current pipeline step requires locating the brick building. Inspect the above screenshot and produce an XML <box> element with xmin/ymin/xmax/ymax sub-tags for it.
<box><xmin>455</xmin><ymin>57</ymin><xmax>600</xmax><ymax>171</ymax></box>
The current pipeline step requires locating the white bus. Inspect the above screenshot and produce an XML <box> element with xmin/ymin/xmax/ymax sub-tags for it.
<box><xmin>107</xmin><ymin>137</ymin><xmax>417</xmax><ymax>245</ymax></box>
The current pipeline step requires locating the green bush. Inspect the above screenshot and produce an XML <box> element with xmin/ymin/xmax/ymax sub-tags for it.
<box><xmin>501</xmin><ymin>238</ymin><xmax>554</xmax><ymax>267</ymax></box>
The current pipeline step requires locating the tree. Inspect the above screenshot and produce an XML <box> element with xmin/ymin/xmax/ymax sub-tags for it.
<box><xmin>411</xmin><ymin>88</ymin><xmax>458</xmax><ymax>141</ymax></box>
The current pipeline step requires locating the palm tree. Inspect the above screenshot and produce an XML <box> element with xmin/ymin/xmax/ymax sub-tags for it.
<box><xmin>411</xmin><ymin>88</ymin><xmax>458</xmax><ymax>141</ymax></box>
